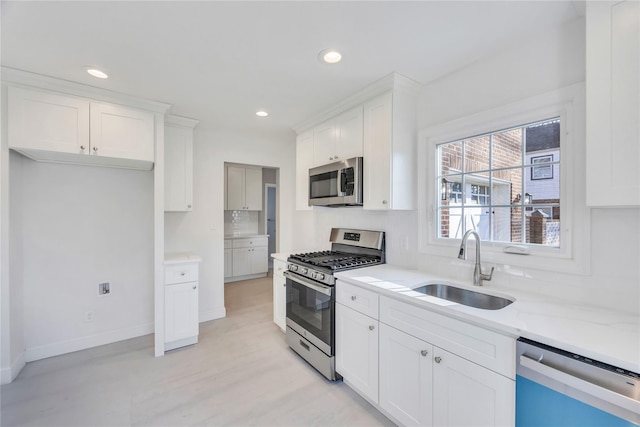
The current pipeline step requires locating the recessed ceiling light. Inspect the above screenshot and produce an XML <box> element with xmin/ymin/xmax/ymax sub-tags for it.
<box><xmin>319</xmin><ymin>49</ymin><xmax>343</xmax><ymax>64</ymax></box>
<box><xmin>256</xmin><ymin>110</ymin><xmax>268</xmax><ymax>117</ymax></box>
<box><xmin>85</xmin><ymin>67</ymin><xmax>108</xmax><ymax>79</ymax></box>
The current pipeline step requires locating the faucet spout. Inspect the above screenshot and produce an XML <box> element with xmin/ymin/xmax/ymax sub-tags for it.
<box><xmin>458</xmin><ymin>230</ymin><xmax>494</xmax><ymax>286</ymax></box>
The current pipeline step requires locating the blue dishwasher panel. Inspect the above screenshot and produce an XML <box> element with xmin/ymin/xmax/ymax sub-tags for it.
<box><xmin>516</xmin><ymin>375</ymin><xmax>638</xmax><ymax>427</ymax></box>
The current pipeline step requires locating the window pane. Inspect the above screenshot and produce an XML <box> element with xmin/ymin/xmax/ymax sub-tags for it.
<box><xmin>525</xmin><ymin>119</ymin><xmax>560</xmax><ymax>152</ymax></box>
<box><xmin>492</xmin><ymin>128</ymin><xmax>523</xmax><ymax>169</ymax></box>
<box><xmin>463</xmin><ymin>135</ymin><xmax>490</xmax><ymax>172</ymax></box>
<box><xmin>526</xmin><ymin>208</ymin><xmax>561</xmax><ymax>247</ymax></box>
<box><xmin>465</xmin><ymin>205</ymin><xmax>491</xmax><ymax>241</ymax></box>
<box><xmin>493</xmin><ymin>168</ymin><xmax>522</xmax><ymax>205</ymax></box>
<box><xmin>439</xmin><ymin>141</ymin><xmax>462</xmax><ymax>175</ymax></box>
<box><xmin>492</xmin><ymin>207</ymin><xmax>520</xmax><ymax>243</ymax></box>
<box><xmin>438</xmin><ymin>207</ymin><xmax>462</xmax><ymax>238</ymax></box>
<box><xmin>524</xmin><ymin>165</ymin><xmax>560</xmax><ymax>204</ymax></box>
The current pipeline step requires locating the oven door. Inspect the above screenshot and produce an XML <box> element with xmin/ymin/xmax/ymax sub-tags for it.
<box><xmin>284</xmin><ymin>271</ymin><xmax>334</xmax><ymax>355</ymax></box>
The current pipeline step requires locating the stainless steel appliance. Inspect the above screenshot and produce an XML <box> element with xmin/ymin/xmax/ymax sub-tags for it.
<box><xmin>516</xmin><ymin>337</ymin><xmax>640</xmax><ymax>426</ymax></box>
<box><xmin>308</xmin><ymin>157</ymin><xmax>363</xmax><ymax>207</ymax></box>
<box><xmin>285</xmin><ymin>228</ymin><xmax>385</xmax><ymax>381</ymax></box>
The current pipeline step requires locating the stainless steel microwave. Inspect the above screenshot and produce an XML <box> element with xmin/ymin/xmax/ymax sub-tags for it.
<box><xmin>308</xmin><ymin>157</ymin><xmax>363</xmax><ymax>207</ymax></box>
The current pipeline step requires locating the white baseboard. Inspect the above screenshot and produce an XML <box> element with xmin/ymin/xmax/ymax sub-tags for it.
<box><xmin>24</xmin><ymin>322</ymin><xmax>154</xmax><ymax>363</ymax></box>
<box><xmin>0</xmin><ymin>351</ymin><xmax>26</xmax><ymax>385</ymax></box>
<box><xmin>224</xmin><ymin>273</ymin><xmax>267</xmax><ymax>283</ymax></box>
<box><xmin>200</xmin><ymin>306</ymin><xmax>226</xmax><ymax>323</ymax></box>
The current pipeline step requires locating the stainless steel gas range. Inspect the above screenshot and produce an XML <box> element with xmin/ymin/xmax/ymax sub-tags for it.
<box><xmin>284</xmin><ymin>228</ymin><xmax>385</xmax><ymax>381</ymax></box>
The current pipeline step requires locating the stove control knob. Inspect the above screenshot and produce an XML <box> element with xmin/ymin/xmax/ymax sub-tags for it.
<box><xmin>301</xmin><ymin>268</ymin><xmax>308</xmax><ymax>275</ymax></box>
<box><xmin>315</xmin><ymin>273</ymin><xmax>325</xmax><ymax>281</ymax></box>
<box><xmin>289</xmin><ymin>264</ymin><xmax>298</xmax><ymax>272</ymax></box>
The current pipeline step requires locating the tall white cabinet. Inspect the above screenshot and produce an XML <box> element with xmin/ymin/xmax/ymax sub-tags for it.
<box><xmin>165</xmin><ymin>115</ymin><xmax>198</xmax><ymax>212</ymax></box>
<box><xmin>586</xmin><ymin>0</ymin><xmax>640</xmax><ymax>207</ymax></box>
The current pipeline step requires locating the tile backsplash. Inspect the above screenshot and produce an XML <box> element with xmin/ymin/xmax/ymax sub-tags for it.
<box><xmin>224</xmin><ymin>210</ymin><xmax>259</xmax><ymax>236</ymax></box>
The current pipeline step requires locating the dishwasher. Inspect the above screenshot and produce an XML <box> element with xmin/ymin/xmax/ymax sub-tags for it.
<box><xmin>516</xmin><ymin>338</ymin><xmax>639</xmax><ymax>426</ymax></box>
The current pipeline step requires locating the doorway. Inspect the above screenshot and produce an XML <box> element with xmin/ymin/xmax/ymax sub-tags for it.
<box><xmin>265</xmin><ymin>183</ymin><xmax>277</xmax><ymax>269</ymax></box>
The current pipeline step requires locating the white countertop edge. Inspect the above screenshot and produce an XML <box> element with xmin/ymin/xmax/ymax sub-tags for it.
<box><xmin>224</xmin><ymin>234</ymin><xmax>269</xmax><ymax>239</ymax></box>
<box><xmin>335</xmin><ymin>265</ymin><xmax>640</xmax><ymax>373</ymax></box>
<box><xmin>164</xmin><ymin>252</ymin><xmax>202</xmax><ymax>264</ymax></box>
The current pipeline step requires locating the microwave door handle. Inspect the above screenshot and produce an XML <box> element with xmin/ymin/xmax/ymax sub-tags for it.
<box><xmin>337</xmin><ymin>170</ymin><xmax>343</xmax><ymax>196</ymax></box>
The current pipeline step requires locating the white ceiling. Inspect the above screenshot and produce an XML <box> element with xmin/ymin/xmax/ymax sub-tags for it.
<box><xmin>1</xmin><ymin>1</ymin><xmax>584</xmax><ymax>137</ymax></box>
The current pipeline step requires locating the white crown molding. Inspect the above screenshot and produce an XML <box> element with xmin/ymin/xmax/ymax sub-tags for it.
<box><xmin>165</xmin><ymin>114</ymin><xmax>199</xmax><ymax>128</ymax></box>
<box><xmin>292</xmin><ymin>71</ymin><xmax>422</xmax><ymax>134</ymax></box>
<box><xmin>1</xmin><ymin>66</ymin><xmax>171</xmax><ymax>114</ymax></box>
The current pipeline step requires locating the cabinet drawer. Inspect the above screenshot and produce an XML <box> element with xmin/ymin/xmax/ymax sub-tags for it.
<box><xmin>380</xmin><ymin>296</ymin><xmax>515</xmax><ymax>378</ymax></box>
<box><xmin>336</xmin><ymin>280</ymin><xmax>379</xmax><ymax>319</ymax></box>
<box><xmin>165</xmin><ymin>263</ymin><xmax>199</xmax><ymax>285</ymax></box>
<box><xmin>232</xmin><ymin>237</ymin><xmax>267</xmax><ymax>248</ymax></box>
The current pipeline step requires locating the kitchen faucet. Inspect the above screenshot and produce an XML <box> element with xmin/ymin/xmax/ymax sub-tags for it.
<box><xmin>458</xmin><ymin>230</ymin><xmax>494</xmax><ymax>286</ymax></box>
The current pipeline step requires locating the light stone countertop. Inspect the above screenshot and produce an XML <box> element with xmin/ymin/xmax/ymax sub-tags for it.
<box><xmin>336</xmin><ymin>264</ymin><xmax>640</xmax><ymax>373</ymax></box>
<box><xmin>164</xmin><ymin>252</ymin><xmax>202</xmax><ymax>264</ymax></box>
<box><xmin>224</xmin><ymin>234</ymin><xmax>269</xmax><ymax>239</ymax></box>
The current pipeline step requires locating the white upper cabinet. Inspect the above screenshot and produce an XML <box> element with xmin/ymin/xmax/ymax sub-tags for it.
<box><xmin>90</xmin><ymin>102</ymin><xmax>154</xmax><ymax>162</ymax></box>
<box><xmin>313</xmin><ymin>106</ymin><xmax>363</xmax><ymax>166</ymax></box>
<box><xmin>165</xmin><ymin>116</ymin><xmax>198</xmax><ymax>212</ymax></box>
<box><xmin>8</xmin><ymin>86</ymin><xmax>156</xmax><ymax>170</ymax></box>
<box><xmin>586</xmin><ymin>0</ymin><xmax>640</xmax><ymax>207</ymax></box>
<box><xmin>295</xmin><ymin>130</ymin><xmax>314</xmax><ymax>211</ymax></box>
<box><xmin>363</xmin><ymin>87</ymin><xmax>417</xmax><ymax>210</ymax></box>
<box><xmin>225</xmin><ymin>165</ymin><xmax>262</xmax><ymax>211</ymax></box>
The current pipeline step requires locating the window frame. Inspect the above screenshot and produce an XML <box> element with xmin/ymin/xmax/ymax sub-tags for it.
<box><xmin>417</xmin><ymin>84</ymin><xmax>590</xmax><ymax>274</ymax></box>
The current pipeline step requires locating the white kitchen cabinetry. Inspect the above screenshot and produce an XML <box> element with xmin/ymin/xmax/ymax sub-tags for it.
<box><xmin>586</xmin><ymin>0</ymin><xmax>640</xmax><ymax>207</ymax></box>
<box><xmin>164</xmin><ymin>254</ymin><xmax>201</xmax><ymax>351</ymax></box>
<box><xmin>313</xmin><ymin>106</ymin><xmax>363</xmax><ymax>166</ymax></box>
<box><xmin>272</xmin><ymin>258</ymin><xmax>287</xmax><ymax>332</ymax></box>
<box><xmin>8</xmin><ymin>86</ymin><xmax>155</xmax><ymax>170</ymax></box>
<box><xmin>165</xmin><ymin>116</ymin><xmax>198</xmax><ymax>212</ymax></box>
<box><xmin>363</xmin><ymin>87</ymin><xmax>417</xmax><ymax>210</ymax></box>
<box><xmin>224</xmin><ymin>239</ymin><xmax>233</xmax><ymax>278</ymax></box>
<box><xmin>295</xmin><ymin>130</ymin><xmax>314</xmax><ymax>210</ymax></box>
<box><xmin>379</xmin><ymin>324</ymin><xmax>433</xmax><ymax>426</ymax></box>
<box><xmin>225</xmin><ymin>165</ymin><xmax>263</xmax><ymax>211</ymax></box>
<box><xmin>336</xmin><ymin>280</ymin><xmax>379</xmax><ymax>404</ymax></box>
<box><xmin>225</xmin><ymin>236</ymin><xmax>269</xmax><ymax>282</ymax></box>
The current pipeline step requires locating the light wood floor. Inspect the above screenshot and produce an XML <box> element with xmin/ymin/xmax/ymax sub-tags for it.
<box><xmin>1</xmin><ymin>275</ymin><xmax>394</xmax><ymax>426</ymax></box>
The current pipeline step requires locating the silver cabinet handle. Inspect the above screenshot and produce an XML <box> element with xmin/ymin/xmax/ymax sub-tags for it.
<box><xmin>334</xmin><ymin>155</ymin><xmax>339</xmax><ymax>159</ymax></box>
<box><xmin>421</xmin><ymin>350</ymin><xmax>428</xmax><ymax>357</ymax></box>
<box><xmin>187</xmin><ymin>204</ymin><xmax>192</xmax><ymax>209</ymax></box>
<box><xmin>93</xmin><ymin>146</ymin><xmax>98</xmax><ymax>152</ymax></box>
<box><xmin>180</xmin><ymin>272</ymin><xmax>186</xmax><ymax>276</ymax></box>
<box><xmin>434</xmin><ymin>356</ymin><xmax>442</xmax><ymax>363</ymax></box>
<box><xmin>382</xmin><ymin>200</ymin><xmax>388</xmax><ymax>205</ymax></box>
<box><xmin>351</xmin><ymin>295</ymin><xmax>357</xmax><ymax>301</ymax></box>
<box><xmin>369</xmin><ymin>325</ymin><xmax>375</xmax><ymax>331</ymax></box>
<box><xmin>192</xmin><ymin>285</ymin><xmax>197</xmax><ymax>290</ymax></box>
<box><xmin>80</xmin><ymin>145</ymin><xmax>86</xmax><ymax>150</ymax></box>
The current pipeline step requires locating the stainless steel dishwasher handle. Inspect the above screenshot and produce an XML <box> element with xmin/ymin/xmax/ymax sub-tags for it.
<box><xmin>519</xmin><ymin>354</ymin><xmax>640</xmax><ymax>415</ymax></box>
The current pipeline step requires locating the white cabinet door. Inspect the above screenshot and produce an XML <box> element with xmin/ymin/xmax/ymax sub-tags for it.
<box><xmin>379</xmin><ymin>324</ymin><xmax>433</xmax><ymax>427</ymax></box>
<box><xmin>226</xmin><ymin>166</ymin><xmax>246</xmax><ymax>210</ymax></box>
<box><xmin>165</xmin><ymin>124</ymin><xmax>194</xmax><ymax>211</ymax></box>
<box><xmin>363</xmin><ymin>92</ymin><xmax>393</xmax><ymax>210</ymax></box>
<box><xmin>8</xmin><ymin>86</ymin><xmax>90</xmax><ymax>154</ymax></box>
<box><xmin>433</xmin><ymin>347</ymin><xmax>515</xmax><ymax>427</ymax></box>
<box><xmin>90</xmin><ymin>101</ymin><xmax>154</xmax><ymax>162</ymax></box>
<box><xmin>313</xmin><ymin>120</ymin><xmax>336</xmax><ymax>166</ymax></box>
<box><xmin>165</xmin><ymin>281</ymin><xmax>199</xmax><ymax>343</ymax></box>
<box><xmin>296</xmin><ymin>130</ymin><xmax>314</xmax><ymax>210</ymax></box>
<box><xmin>273</xmin><ymin>260</ymin><xmax>286</xmax><ymax>332</ymax></box>
<box><xmin>244</xmin><ymin>167</ymin><xmax>263</xmax><ymax>210</ymax></box>
<box><xmin>224</xmin><ymin>248</ymin><xmax>233</xmax><ymax>278</ymax></box>
<box><xmin>232</xmin><ymin>248</ymin><xmax>252</xmax><ymax>277</ymax></box>
<box><xmin>250</xmin><ymin>246</ymin><xmax>268</xmax><ymax>274</ymax></box>
<box><xmin>586</xmin><ymin>0</ymin><xmax>640</xmax><ymax>206</ymax></box>
<box><xmin>335</xmin><ymin>106</ymin><xmax>363</xmax><ymax>161</ymax></box>
<box><xmin>336</xmin><ymin>303</ymin><xmax>379</xmax><ymax>404</ymax></box>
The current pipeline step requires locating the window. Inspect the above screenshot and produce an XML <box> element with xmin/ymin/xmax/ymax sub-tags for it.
<box><xmin>437</xmin><ymin>118</ymin><xmax>561</xmax><ymax>247</ymax></box>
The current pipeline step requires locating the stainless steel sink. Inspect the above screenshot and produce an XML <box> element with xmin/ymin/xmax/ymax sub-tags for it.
<box><xmin>412</xmin><ymin>283</ymin><xmax>514</xmax><ymax>310</ymax></box>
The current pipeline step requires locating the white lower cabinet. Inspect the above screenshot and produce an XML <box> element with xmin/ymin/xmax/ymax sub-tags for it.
<box><xmin>272</xmin><ymin>259</ymin><xmax>286</xmax><ymax>332</ymax></box>
<box><xmin>164</xmin><ymin>256</ymin><xmax>200</xmax><ymax>352</ymax></box>
<box><xmin>379</xmin><ymin>324</ymin><xmax>433</xmax><ymax>426</ymax></box>
<box><xmin>336</xmin><ymin>303</ymin><xmax>379</xmax><ymax>404</ymax></box>
<box><xmin>224</xmin><ymin>236</ymin><xmax>269</xmax><ymax>282</ymax></box>
<box><xmin>335</xmin><ymin>281</ymin><xmax>516</xmax><ymax>427</ymax></box>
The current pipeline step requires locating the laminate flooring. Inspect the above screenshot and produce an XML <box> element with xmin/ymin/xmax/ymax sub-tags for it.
<box><xmin>1</xmin><ymin>274</ymin><xmax>394</xmax><ymax>426</ymax></box>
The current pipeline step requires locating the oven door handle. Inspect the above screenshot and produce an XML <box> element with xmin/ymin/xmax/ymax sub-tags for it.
<box><xmin>284</xmin><ymin>271</ymin><xmax>332</xmax><ymax>296</ymax></box>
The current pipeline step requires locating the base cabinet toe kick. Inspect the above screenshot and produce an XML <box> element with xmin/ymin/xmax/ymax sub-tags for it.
<box><xmin>335</xmin><ymin>281</ymin><xmax>516</xmax><ymax>427</ymax></box>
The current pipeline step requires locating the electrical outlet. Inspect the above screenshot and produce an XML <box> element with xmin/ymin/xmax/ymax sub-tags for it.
<box><xmin>98</xmin><ymin>282</ymin><xmax>110</xmax><ymax>295</ymax></box>
<box><xmin>84</xmin><ymin>311</ymin><xmax>94</xmax><ymax>322</ymax></box>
